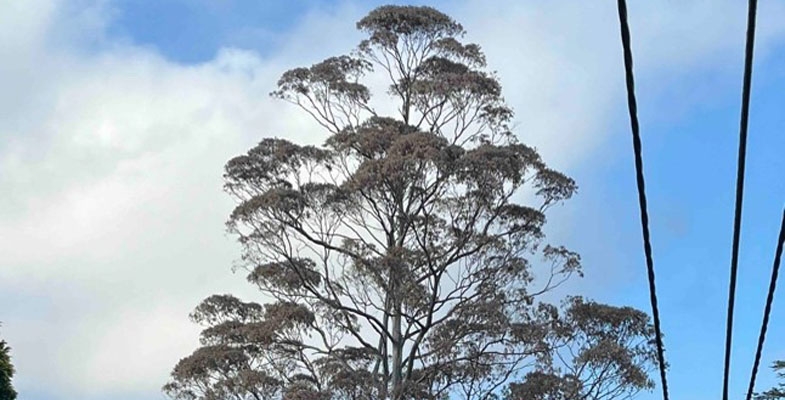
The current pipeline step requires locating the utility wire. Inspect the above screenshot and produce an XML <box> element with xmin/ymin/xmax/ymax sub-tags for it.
<box><xmin>723</xmin><ymin>1</ymin><xmax>758</xmax><ymax>399</ymax></box>
<box><xmin>745</xmin><ymin>209</ymin><xmax>785</xmax><ymax>400</ymax></box>
<box><xmin>614</xmin><ymin>2</ymin><xmax>669</xmax><ymax>400</ymax></box>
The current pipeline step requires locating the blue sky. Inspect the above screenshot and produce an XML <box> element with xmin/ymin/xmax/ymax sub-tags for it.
<box><xmin>1</xmin><ymin>1</ymin><xmax>784</xmax><ymax>400</ymax></box>
<box><xmin>105</xmin><ymin>0</ymin><xmax>322</xmax><ymax>62</ymax></box>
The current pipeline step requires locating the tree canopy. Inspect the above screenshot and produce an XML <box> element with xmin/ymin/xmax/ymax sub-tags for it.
<box><xmin>0</xmin><ymin>324</ymin><xmax>17</xmax><ymax>400</ymax></box>
<box><xmin>165</xmin><ymin>5</ymin><xmax>658</xmax><ymax>400</ymax></box>
<box><xmin>757</xmin><ymin>361</ymin><xmax>785</xmax><ymax>400</ymax></box>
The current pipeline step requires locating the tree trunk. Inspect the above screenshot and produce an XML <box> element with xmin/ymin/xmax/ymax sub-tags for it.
<box><xmin>391</xmin><ymin>309</ymin><xmax>403</xmax><ymax>399</ymax></box>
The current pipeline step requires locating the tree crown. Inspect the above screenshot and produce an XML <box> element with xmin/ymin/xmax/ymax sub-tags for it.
<box><xmin>165</xmin><ymin>6</ymin><xmax>656</xmax><ymax>400</ymax></box>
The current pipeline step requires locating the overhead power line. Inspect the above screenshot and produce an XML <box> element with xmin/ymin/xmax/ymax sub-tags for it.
<box><xmin>723</xmin><ymin>1</ymin><xmax>758</xmax><ymax>400</ymax></box>
<box><xmin>614</xmin><ymin>1</ymin><xmax>669</xmax><ymax>400</ymax></box>
<box><xmin>745</xmin><ymin>209</ymin><xmax>785</xmax><ymax>400</ymax></box>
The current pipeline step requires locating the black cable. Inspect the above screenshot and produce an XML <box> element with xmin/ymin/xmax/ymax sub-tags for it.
<box><xmin>745</xmin><ymin>209</ymin><xmax>785</xmax><ymax>400</ymax></box>
<box><xmin>614</xmin><ymin>2</ymin><xmax>669</xmax><ymax>400</ymax></box>
<box><xmin>723</xmin><ymin>1</ymin><xmax>758</xmax><ymax>399</ymax></box>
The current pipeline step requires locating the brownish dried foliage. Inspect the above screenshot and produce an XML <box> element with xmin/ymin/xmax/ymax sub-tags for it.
<box><xmin>165</xmin><ymin>5</ymin><xmax>658</xmax><ymax>400</ymax></box>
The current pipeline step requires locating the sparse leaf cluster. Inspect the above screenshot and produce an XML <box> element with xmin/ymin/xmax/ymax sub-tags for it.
<box><xmin>756</xmin><ymin>361</ymin><xmax>785</xmax><ymax>400</ymax></box>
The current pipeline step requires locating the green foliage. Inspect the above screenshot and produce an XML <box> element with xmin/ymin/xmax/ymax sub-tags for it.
<box><xmin>0</xmin><ymin>339</ymin><xmax>17</xmax><ymax>400</ymax></box>
<box><xmin>756</xmin><ymin>361</ymin><xmax>785</xmax><ymax>400</ymax></box>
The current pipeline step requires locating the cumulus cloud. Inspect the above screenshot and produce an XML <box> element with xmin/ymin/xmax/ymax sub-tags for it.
<box><xmin>1</xmin><ymin>0</ymin><xmax>784</xmax><ymax>399</ymax></box>
<box><xmin>460</xmin><ymin>0</ymin><xmax>785</xmax><ymax>169</ymax></box>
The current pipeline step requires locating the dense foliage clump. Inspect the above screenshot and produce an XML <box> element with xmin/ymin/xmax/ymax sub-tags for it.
<box><xmin>0</xmin><ymin>325</ymin><xmax>17</xmax><ymax>400</ymax></box>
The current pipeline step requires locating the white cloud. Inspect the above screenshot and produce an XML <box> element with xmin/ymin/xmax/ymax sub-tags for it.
<box><xmin>79</xmin><ymin>303</ymin><xmax>200</xmax><ymax>393</ymax></box>
<box><xmin>0</xmin><ymin>1</ymin><xmax>362</xmax><ymax>396</ymax></box>
<box><xmin>458</xmin><ymin>0</ymin><xmax>785</xmax><ymax>170</ymax></box>
<box><xmin>453</xmin><ymin>0</ymin><xmax>785</xmax><ymax>298</ymax></box>
<box><xmin>1</xmin><ymin>0</ymin><xmax>784</xmax><ymax>398</ymax></box>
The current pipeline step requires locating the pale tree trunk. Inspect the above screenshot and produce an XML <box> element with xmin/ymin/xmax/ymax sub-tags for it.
<box><xmin>390</xmin><ymin>307</ymin><xmax>403</xmax><ymax>399</ymax></box>
<box><xmin>388</xmin><ymin>76</ymin><xmax>412</xmax><ymax>400</ymax></box>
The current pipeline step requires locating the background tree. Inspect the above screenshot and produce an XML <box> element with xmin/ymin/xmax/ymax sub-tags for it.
<box><xmin>165</xmin><ymin>5</ymin><xmax>658</xmax><ymax>400</ymax></box>
<box><xmin>756</xmin><ymin>361</ymin><xmax>785</xmax><ymax>400</ymax></box>
<box><xmin>0</xmin><ymin>323</ymin><xmax>17</xmax><ymax>400</ymax></box>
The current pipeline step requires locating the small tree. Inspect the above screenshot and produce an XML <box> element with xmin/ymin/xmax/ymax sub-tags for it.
<box><xmin>756</xmin><ymin>361</ymin><xmax>785</xmax><ymax>400</ymax></box>
<box><xmin>0</xmin><ymin>324</ymin><xmax>17</xmax><ymax>400</ymax></box>
<box><xmin>165</xmin><ymin>5</ymin><xmax>658</xmax><ymax>400</ymax></box>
